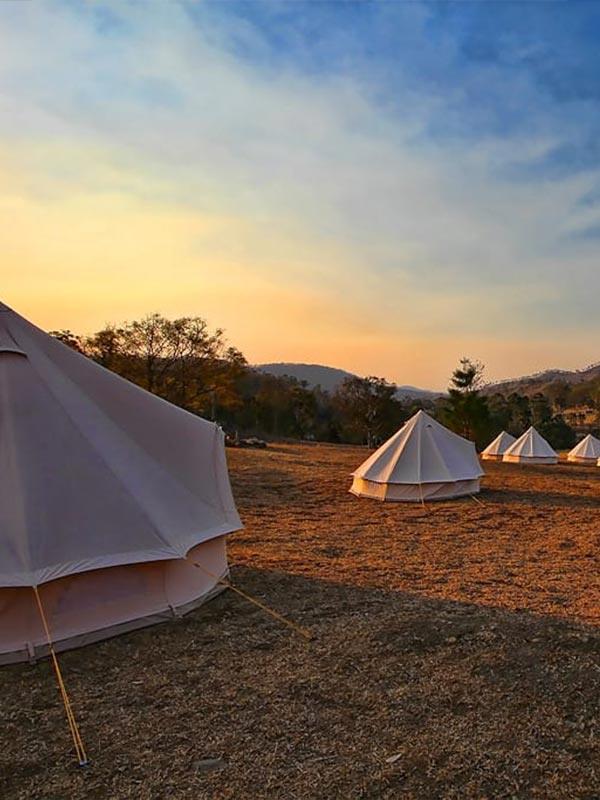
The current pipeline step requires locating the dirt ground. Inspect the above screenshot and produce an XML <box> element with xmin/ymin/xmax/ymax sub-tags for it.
<box><xmin>1</xmin><ymin>442</ymin><xmax>599</xmax><ymax>799</ymax></box>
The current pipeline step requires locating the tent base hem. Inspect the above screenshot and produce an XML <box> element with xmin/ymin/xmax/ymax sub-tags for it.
<box><xmin>0</xmin><ymin>536</ymin><xmax>230</xmax><ymax>665</ymax></box>
<box><xmin>502</xmin><ymin>455</ymin><xmax>558</xmax><ymax>464</ymax></box>
<box><xmin>350</xmin><ymin>477</ymin><xmax>481</xmax><ymax>502</ymax></box>
<box><xmin>0</xmin><ymin>579</ymin><xmax>228</xmax><ymax>666</ymax></box>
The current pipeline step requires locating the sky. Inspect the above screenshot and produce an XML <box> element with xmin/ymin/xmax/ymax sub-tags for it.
<box><xmin>2</xmin><ymin>1</ymin><xmax>600</xmax><ymax>389</ymax></box>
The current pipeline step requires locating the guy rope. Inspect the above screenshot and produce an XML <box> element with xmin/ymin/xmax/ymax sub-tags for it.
<box><xmin>190</xmin><ymin>561</ymin><xmax>312</xmax><ymax>640</ymax></box>
<box><xmin>32</xmin><ymin>586</ymin><xmax>88</xmax><ymax>766</ymax></box>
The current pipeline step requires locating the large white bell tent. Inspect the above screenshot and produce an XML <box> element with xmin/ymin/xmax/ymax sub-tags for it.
<box><xmin>350</xmin><ymin>409</ymin><xmax>484</xmax><ymax>502</ymax></box>
<box><xmin>0</xmin><ymin>302</ymin><xmax>242</xmax><ymax>666</ymax></box>
<box><xmin>567</xmin><ymin>433</ymin><xmax>600</xmax><ymax>464</ymax></box>
<box><xmin>502</xmin><ymin>426</ymin><xmax>558</xmax><ymax>464</ymax></box>
<box><xmin>481</xmin><ymin>431</ymin><xmax>516</xmax><ymax>461</ymax></box>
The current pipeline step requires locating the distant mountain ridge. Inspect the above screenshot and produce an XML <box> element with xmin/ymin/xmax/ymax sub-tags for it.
<box><xmin>257</xmin><ymin>360</ymin><xmax>600</xmax><ymax>401</ymax></box>
<box><xmin>255</xmin><ymin>363</ymin><xmax>354</xmax><ymax>392</ymax></box>
<box><xmin>485</xmin><ymin>362</ymin><xmax>600</xmax><ymax>396</ymax></box>
<box><xmin>255</xmin><ymin>362</ymin><xmax>441</xmax><ymax>400</ymax></box>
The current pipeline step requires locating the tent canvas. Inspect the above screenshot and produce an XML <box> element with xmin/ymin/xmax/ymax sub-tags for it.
<box><xmin>0</xmin><ymin>302</ymin><xmax>242</xmax><ymax>663</ymax></box>
<box><xmin>502</xmin><ymin>426</ymin><xmax>558</xmax><ymax>464</ymax></box>
<box><xmin>567</xmin><ymin>433</ymin><xmax>600</xmax><ymax>463</ymax></box>
<box><xmin>350</xmin><ymin>410</ymin><xmax>484</xmax><ymax>502</ymax></box>
<box><xmin>481</xmin><ymin>431</ymin><xmax>516</xmax><ymax>461</ymax></box>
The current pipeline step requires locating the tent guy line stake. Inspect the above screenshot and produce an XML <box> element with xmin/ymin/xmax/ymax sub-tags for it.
<box><xmin>469</xmin><ymin>493</ymin><xmax>486</xmax><ymax>506</ymax></box>
<box><xmin>190</xmin><ymin>561</ymin><xmax>312</xmax><ymax>640</ymax></box>
<box><xmin>32</xmin><ymin>586</ymin><xmax>88</xmax><ymax>767</ymax></box>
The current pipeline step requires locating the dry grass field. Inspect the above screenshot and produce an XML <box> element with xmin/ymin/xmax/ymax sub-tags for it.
<box><xmin>2</xmin><ymin>442</ymin><xmax>600</xmax><ymax>799</ymax></box>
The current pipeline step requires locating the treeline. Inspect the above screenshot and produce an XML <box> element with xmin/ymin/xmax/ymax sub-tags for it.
<box><xmin>50</xmin><ymin>315</ymin><xmax>579</xmax><ymax>450</ymax></box>
<box><xmin>439</xmin><ymin>359</ymin><xmax>578</xmax><ymax>450</ymax></box>
<box><xmin>50</xmin><ymin>315</ymin><xmax>416</xmax><ymax>442</ymax></box>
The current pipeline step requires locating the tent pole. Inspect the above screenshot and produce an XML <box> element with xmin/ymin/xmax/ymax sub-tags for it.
<box><xmin>32</xmin><ymin>586</ymin><xmax>88</xmax><ymax>767</ymax></box>
<box><xmin>189</xmin><ymin>560</ymin><xmax>312</xmax><ymax>640</ymax></box>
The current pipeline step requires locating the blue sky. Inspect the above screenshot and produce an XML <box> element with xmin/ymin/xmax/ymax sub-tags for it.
<box><xmin>2</xmin><ymin>0</ymin><xmax>600</xmax><ymax>388</ymax></box>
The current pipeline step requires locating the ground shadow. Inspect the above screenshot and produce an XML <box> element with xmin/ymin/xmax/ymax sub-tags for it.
<box><xmin>1</xmin><ymin>565</ymin><xmax>599</xmax><ymax>800</ymax></box>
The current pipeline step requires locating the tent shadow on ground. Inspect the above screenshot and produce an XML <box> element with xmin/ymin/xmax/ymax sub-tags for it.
<box><xmin>1</xmin><ymin>565</ymin><xmax>599</xmax><ymax>800</ymax></box>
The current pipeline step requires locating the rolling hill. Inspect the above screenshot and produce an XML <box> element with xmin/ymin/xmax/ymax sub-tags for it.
<box><xmin>485</xmin><ymin>362</ymin><xmax>600</xmax><ymax>397</ymax></box>
<box><xmin>256</xmin><ymin>362</ymin><xmax>441</xmax><ymax>400</ymax></box>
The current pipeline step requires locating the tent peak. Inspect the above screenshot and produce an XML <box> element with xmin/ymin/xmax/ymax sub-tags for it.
<box><xmin>351</xmin><ymin>407</ymin><xmax>483</xmax><ymax>502</ymax></box>
<box><xmin>503</xmin><ymin>425</ymin><xmax>558</xmax><ymax>463</ymax></box>
<box><xmin>412</xmin><ymin>409</ymin><xmax>434</xmax><ymax>424</ymax></box>
<box><xmin>481</xmin><ymin>430</ymin><xmax>516</xmax><ymax>459</ymax></box>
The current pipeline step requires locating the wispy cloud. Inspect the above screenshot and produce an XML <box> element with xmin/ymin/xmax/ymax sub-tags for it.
<box><xmin>2</xmin><ymin>1</ymin><xmax>600</xmax><ymax>387</ymax></box>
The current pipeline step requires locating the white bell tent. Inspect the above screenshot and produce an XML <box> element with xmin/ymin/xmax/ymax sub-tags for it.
<box><xmin>481</xmin><ymin>431</ymin><xmax>516</xmax><ymax>461</ymax></box>
<box><xmin>567</xmin><ymin>433</ymin><xmax>600</xmax><ymax>464</ymax></box>
<box><xmin>502</xmin><ymin>426</ymin><xmax>558</xmax><ymax>464</ymax></box>
<box><xmin>0</xmin><ymin>302</ymin><xmax>242</xmax><ymax>665</ymax></box>
<box><xmin>350</xmin><ymin>410</ymin><xmax>484</xmax><ymax>502</ymax></box>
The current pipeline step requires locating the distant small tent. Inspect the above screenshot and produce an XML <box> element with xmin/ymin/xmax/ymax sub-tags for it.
<box><xmin>567</xmin><ymin>433</ymin><xmax>600</xmax><ymax>464</ymax></box>
<box><xmin>0</xmin><ymin>301</ymin><xmax>242</xmax><ymax>664</ymax></box>
<box><xmin>350</xmin><ymin>409</ymin><xmax>484</xmax><ymax>502</ymax></box>
<box><xmin>502</xmin><ymin>426</ymin><xmax>558</xmax><ymax>464</ymax></box>
<box><xmin>481</xmin><ymin>431</ymin><xmax>516</xmax><ymax>461</ymax></box>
